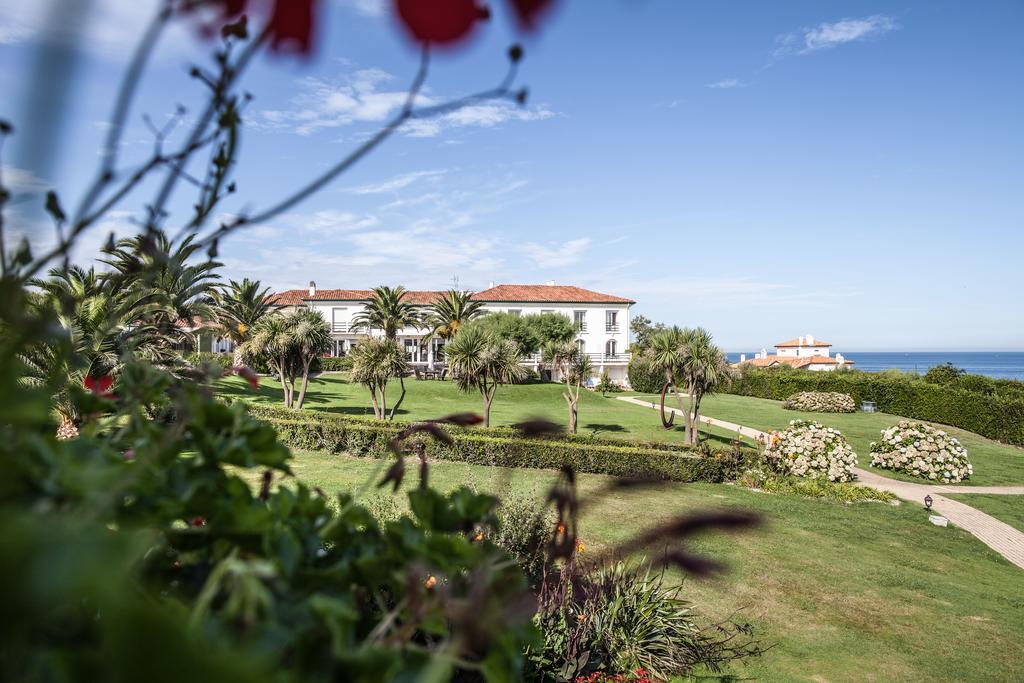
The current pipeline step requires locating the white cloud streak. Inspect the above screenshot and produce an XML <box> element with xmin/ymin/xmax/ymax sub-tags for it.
<box><xmin>776</xmin><ymin>15</ymin><xmax>898</xmax><ymax>57</ymax></box>
<box><xmin>705</xmin><ymin>78</ymin><xmax>747</xmax><ymax>89</ymax></box>
<box><xmin>520</xmin><ymin>238</ymin><xmax>591</xmax><ymax>267</ymax></box>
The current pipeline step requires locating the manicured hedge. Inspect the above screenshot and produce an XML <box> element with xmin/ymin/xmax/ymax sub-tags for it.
<box><xmin>242</xmin><ymin>404</ymin><xmax>735</xmax><ymax>482</ymax></box>
<box><xmin>318</xmin><ymin>356</ymin><xmax>353</xmax><ymax>372</ymax></box>
<box><xmin>729</xmin><ymin>366</ymin><xmax>1024</xmax><ymax>446</ymax></box>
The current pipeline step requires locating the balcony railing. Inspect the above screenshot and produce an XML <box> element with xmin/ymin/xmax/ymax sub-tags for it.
<box><xmin>332</xmin><ymin>323</ymin><xmax>350</xmax><ymax>333</ymax></box>
<box><xmin>522</xmin><ymin>352</ymin><xmax>631</xmax><ymax>364</ymax></box>
<box><xmin>575</xmin><ymin>323</ymin><xmax>588</xmax><ymax>332</ymax></box>
<box><xmin>605</xmin><ymin>324</ymin><xmax>620</xmax><ymax>333</ymax></box>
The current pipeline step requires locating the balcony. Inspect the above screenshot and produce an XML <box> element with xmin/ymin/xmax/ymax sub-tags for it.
<box><xmin>332</xmin><ymin>323</ymin><xmax>350</xmax><ymax>333</ymax></box>
<box><xmin>575</xmin><ymin>323</ymin><xmax>588</xmax><ymax>333</ymax></box>
<box><xmin>605</xmin><ymin>324</ymin><xmax>620</xmax><ymax>333</ymax></box>
<box><xmin>521</xmin><ymin>352</ymin><xmax>630</xmax><ymax>364</ymax></box>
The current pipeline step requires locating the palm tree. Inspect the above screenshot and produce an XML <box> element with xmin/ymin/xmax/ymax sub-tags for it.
<box><xmin>212</xmin><ymin>278</ymin><xmax>273</xmax><ymax>365</ymax></box>
<box><xmin>350</xmin><ymin>337</ymin><xmax>409</xmax><ymax>420</ymax></box>
<box><xmin>351</xmin><ymin>285</ymin><xmax>423</xmax><ymax>341</ymax></box>
<box><xmin>647</xmin><ymin>326</ymin><xmax>732</xmax><ymax>445</ymax></box>
<box><xmin>288</xmin><ymin>308</ymin><xmax>331</xmax><ymax>410</ymax></box>
<box><xmin>446</xmin><ymin>326</ymin><xmax>526</xmax><ymax>427</ymax></box>
<box><xmin>24</xmin><ymin>265</ymin><xmax>158</xmax><ymax>433</ymax></box>
<box><xmin>101</xmin><ymin>229</ymin><xmax>221</xmax><ymax>353</ymax></box>
<box><xmin>244</xmin><ymin>314</ymin><xmax>295</xmax><ymax>407</ymax></box>
<box><xmin>543</xmin><ymin>340</ymin><xmax>593</xmax><ymax>433</ymax></box>
<box><xmin>422</xmin><ymin>289</ymin><xmax>484</xmax><ymax>347</ymax></box>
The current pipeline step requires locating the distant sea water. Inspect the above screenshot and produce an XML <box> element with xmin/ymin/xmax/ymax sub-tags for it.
<box><xmin>726</xmin><ymin>352</ymin><xmax>1024</xmax><ymax>381</ymax></box>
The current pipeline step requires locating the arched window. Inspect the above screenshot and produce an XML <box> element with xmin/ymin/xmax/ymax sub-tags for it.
<box><xmin>605</xmin><ymin>340</ymin><xmax>617</xmax><ymax>358</ymax></box>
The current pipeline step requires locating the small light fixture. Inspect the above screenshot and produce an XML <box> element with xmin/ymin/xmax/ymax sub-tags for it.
<box><xmin>924</xmin><ymin>494</ymin><xmax>933</xmax><ymax>511</ymax></box>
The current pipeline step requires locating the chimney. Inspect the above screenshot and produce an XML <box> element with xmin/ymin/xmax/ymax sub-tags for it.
<box><xmin>798</xmin><ymin>335</ymin><xmax>805</xmax><ymax>346</ymax></box>
<box><xmin>806</xmin><ymin>333</ymin><xmax>814</xmax><ymax>345</ymax></box>
<box><xmin>308</xmin><ymin>280</ymin><xmax>316</xmax><ymax>297</ymax></box>
<box><xmin>836</xmin><ymin>353</ymin><xmax>844</xmax><ymax>365</ymax></box>
<box><xmin>761</xmin><ymin>347</ymin><xmax>767</xmax><ymax>359</ymax></box>
<box><xmin>740</xmin><ymin>354</ymin><xmax>746</xmax><ymax>363</ymax></box>
<box><xmin>545</xmin><ymin>280</ymin><xmax>555</xmax><ymax>286</ymax></box>
<box><xmin>487</xmin><ymin>281</ymin><xmax>495</xmax><ymax>289</ymax></box>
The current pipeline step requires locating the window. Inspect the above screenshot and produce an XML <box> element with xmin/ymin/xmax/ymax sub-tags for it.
<box><xmin>605</xmin><ymin>310</ymin><xmax>618</xmax><ymax>331</ymax></box>
<box><xmin>507</xmin><ymin>309</ymin><xmax>521</xmax><ymax>317</ymax></box>
<box><xmin>573</xmin><ymin>310</ymin><xmax>587</xmax><ymax>331</ymax></box>
<box><xmin>541</xmin><ymin>309</ymin><xmax>554</xmax><ymax>314</ymax></box>
<box><xmin>605</xmin><ymin>340</ymin><xmax>617</xmax><ymax>357</ymax></box>
<box><xmin>331</xmin><ymin>307</ymin><xmax>348</xmax><ymax>333</ymax></box>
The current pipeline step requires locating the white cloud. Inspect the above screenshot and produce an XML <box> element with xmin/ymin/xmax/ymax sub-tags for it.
<box><xmin>257</xmin><ymin>69</ymin><xmax>555</xmax><ymax>138</ymax></box>
<box><xmin>347</xmin><ymin>169</ymin><xmax>447</xmax><ymax>195</ymax></box>
<box><xmin>520</xmin><ymin>238</ymin><xmax>591</xmax><ymax>268</ymax></box>
<box><xmin>1</xmin><ymin>166</ymin><xmax>51</xmax><ymax>194</ymax></box>
<box><xmin>706</xmin><ymin>78</ymin><xmax>747</xmax><ymax>90</ymax></box>
<box><xmin>776</xmin><ymin>15</ymin><xmax>898</xmax><ymax>57</ymax></box>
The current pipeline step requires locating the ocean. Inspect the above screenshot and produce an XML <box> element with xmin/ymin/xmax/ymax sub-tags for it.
<box><xmin>726</xmin><ymin>352</ymin><xmax>1024</xmax><ymax>381</ymax></box>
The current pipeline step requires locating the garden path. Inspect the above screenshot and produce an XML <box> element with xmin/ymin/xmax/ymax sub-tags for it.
<box><xmin>616</xmin><ymin>395</ymin><xmax>1024</xmax><ymax>570</ymax></box>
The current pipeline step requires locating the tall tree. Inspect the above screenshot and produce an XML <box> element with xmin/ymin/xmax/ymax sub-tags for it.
<box><xmin>244</xmin><ymin>314</ymin><xmax>296</xmax><ymax>407</ymax></box>
<box><xmin>101</xmin><ymin>230</ymin><xmax>221</xmax><ymax>355</ymax></box>
<box><xmin>288</xmin><ymin>308</ymin><xmax>331</xmax><ymax>410</ymax></box>
<box><xmin>446</xmin><ymin>326</ymin><xmax>526</xmax><ymax>427</ymax></box>
<box><xmin>544</xmin><ymin>340</ymin><xmax>593</xmax><ymax>434</ymax></box>
<box><xmin>648</xmin><ymin>326</ymin><xmax>732</xmax><ymax>445</ymax></box>
<box><xmin>212</xmin><ymin>278</ymin><xmax>273</xmax><ymax>366</ymax></box>
<box><xmin>422</xmin><ymin>289</ymin><xmax>484</xmax><ymax>345</ymax></box>
<box><xmin>350</xmin><ymin>337</ymin><xmax>409</xmax><ymax>420</ymax></box>
<box><xmin>351</xmin><ymin>285</ymin><xmax>423</xmax><ymax>341</ymax></box>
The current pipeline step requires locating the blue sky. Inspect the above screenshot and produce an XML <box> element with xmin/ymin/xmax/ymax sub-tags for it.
<box><xmin>2</xmin><ymin>0</ymin><xmax>1022</xmax><ymax>351</ymax></box>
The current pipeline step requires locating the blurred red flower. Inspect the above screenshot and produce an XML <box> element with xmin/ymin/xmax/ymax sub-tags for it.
<box><xmin>84</xmin><ymin>374</ymin><xmax>115</xmax><ymax>398</ymax></box>
<box><xmin>506</xmin><ymin>0</ymin><xmax>555</xmax><ymax>30</ymax></box>
<box><xmin>268</xmin><ymin>0</ymin><xmax>317</xmax><ymax>54</ymax></box>
<box><xmin>394</xmin><ymin>0</ymin><xmax>489</xmax><ymax>45</ymax></box>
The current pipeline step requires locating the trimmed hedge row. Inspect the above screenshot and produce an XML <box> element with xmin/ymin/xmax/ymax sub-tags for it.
<box><xmin>242</xmin><ymin>404</ymin><xmax>736</xmax><ymax>482</ymax></box>
<box><xmin>729</xmin><ymin>367</ymin><xmax>1024</xmax><ymax>446</ymax></box>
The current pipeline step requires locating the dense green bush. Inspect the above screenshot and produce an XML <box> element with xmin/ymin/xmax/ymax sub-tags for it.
<box><xmin>318</xmin><ymin>356</ymin><xmax>353</xmax><ymax>372</ymax></box>
<box><xmin>729</xmin><ymin>366</ymin><xmax>1024</xmax><ymax>446</ymax></box>
<box><xmin>242</xmin><ymin>404</ymin><xmax>735</xmax><ymax>483</ymax></box>
<box><xmin>924</xmin><ymin>362</ymin><xmax>965</xmax><ymax>385</ymax></box>
<box><xmin>627</xmin><ymin>355</ymin><xmax>665</xmax><ymax>394</ymax></box>
<box><xmin>738</xmin><ymin>470</ymin><xmax>897</xmax><ymax>504</ymax></box>
<box><xmin>186</xmin><ymin>351</ymin><xmax>232</xmax><ymax>367</ymax></box>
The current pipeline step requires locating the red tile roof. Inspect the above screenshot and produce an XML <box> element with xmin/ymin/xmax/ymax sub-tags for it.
<box><xmin>775</xmin><ymin>337</ymin><xmax>832</xmax><ymax>348</ymax></box>
<box><xmin>269</xmin><ymin>284</ymin><xmax>634</xmax><ymax>306</ymax></box>
<box><xmin>470</xmin><ymin>284</ymin><xmax>634</xmax><ymax>304</ymax></box>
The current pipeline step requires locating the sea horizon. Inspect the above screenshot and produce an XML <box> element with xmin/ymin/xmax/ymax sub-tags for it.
<box><xmin>724</xmin><ymin>351</ymin><xmax>1024</xmax><ymax>381</ymax></box>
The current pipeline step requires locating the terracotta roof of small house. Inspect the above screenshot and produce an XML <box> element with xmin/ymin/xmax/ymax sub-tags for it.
<box><xmin>774</xmin><ymin>337</ymin><xmax>833</xmax><ymax>348</ymax></box>
<box><xmin>470</xmin><ymin>284</ymin><xmax>634</xmax><ymax>304</ymax></box>
<box><xmin>268</xmin><ymin>289</ymin><xmax>307</xmax><ymax>306</ymax></box>
<box><xmin>738</xmin><ymin>355</ymin><xmax>853</xmax><ymax>369</ymax></box>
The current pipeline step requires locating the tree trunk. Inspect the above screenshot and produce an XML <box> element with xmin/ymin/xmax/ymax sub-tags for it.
<box><xmin>388</xmin><ymin>376</ymin><xmax>407</xmax><ymax>421</ymax></box>
<box><xmin>232</xmin><ymin>344</ymin><xmax>245</xmax><ymax>367</ymax></box>
<box><xmin>482</xmin><ymin>392</ymin><xmax>492</xmax><ymax>428</ymax></box>
<box><xmin>295</xmin><ymin>357</ymin><xmax>312</xmax><ymax>410</ymax></box>
<box><xmin>276</xmin><ymin>358</ymin><xmax>290</xmax><ymax>408</ymax></box>
<box><xmin>685</xmin><ymin>384</ymin><xmax>699</xmax><ymax>445</ymax></box>
<box><xmin>380</xmin><ymin>385</ymin><xmax>388</xmax><ymax>421</ymax></box>
<box><xmin>368</xmin><ymin>384</ymin><xmax>381</xmax><ymax>419</ymax></box>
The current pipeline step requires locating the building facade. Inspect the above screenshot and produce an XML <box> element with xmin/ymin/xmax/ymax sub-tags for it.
<box><xmin>269</xmin><ymin>282</ymin><xmax>635</xmax><ymax>384</ymax></box>
<box><xmin>738</xmin><ymin>334</ymin><xmax>853</xmax><ymax>372</ymax></box>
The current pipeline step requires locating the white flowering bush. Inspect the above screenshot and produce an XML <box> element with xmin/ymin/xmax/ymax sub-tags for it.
<box><xmin>782</xmin><ymin>391</ymin><xmax>856</xmax><ymax>413</ymax></box>
<box><xmin>869</xmin><ymin>420</ymin><xmax>972</xmax><ymax>482</ymax></box>
<box><xmin>763</xmin><ymin>420</ymin><xmax>859</xmax><ymax>483</ymax></box>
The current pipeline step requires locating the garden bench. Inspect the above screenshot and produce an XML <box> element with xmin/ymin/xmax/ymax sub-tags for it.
<box><xmin>861</xmin><ymin>400</ymin><xmax>877</xmax><ymax>413</ymax></box>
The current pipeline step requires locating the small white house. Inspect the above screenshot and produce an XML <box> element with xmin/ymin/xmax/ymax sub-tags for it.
<box><xmin>269</xmin><ymin>281</ymin><xmax>636</xmax><ymax>385</ymax></box>
<box><xmin>738</xmin><ymin>334</ymin><xmax>853</xmax><ymax>372</ymax></box>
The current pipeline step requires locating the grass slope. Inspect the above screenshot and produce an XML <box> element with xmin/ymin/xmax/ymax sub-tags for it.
<box><xmin>630</xmin><ymin>392</ymin><xmax>1024</xmax><ymax>487</ymax></box>
<box><xmin>255</xmin><ymin>453</ymin><xmax>1024</xmax><ymax>683</ymax></box>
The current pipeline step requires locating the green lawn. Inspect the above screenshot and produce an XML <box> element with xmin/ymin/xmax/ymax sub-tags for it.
<box><xmin>629</xmin><ymin>392</ymin><xmax>1024</xmax><ymax>487</ymax></box>
<box><xmin>219</xmin><ymin>374</ymin><xmax>748</xmax><ymax>445</ymax></box>
<box><xmin>219</xmin><ymin>373</ymin><xmax>1024</xmax><ymax>486</ymax></box>
<box><xmin>254</xmin><ymin>452</ymin><xmax>1024</xmax><ymax>683</ymax></box>
<box><xmin>946</xmin><ymin>494</ymin><xmax>1024</xmax><ymax>533</ymax></box>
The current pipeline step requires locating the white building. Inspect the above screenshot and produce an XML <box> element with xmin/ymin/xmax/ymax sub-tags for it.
<box><xmin>737</xmin><ymin>334</ymin><xmax>854</xmax><ymax>372</ymax></box>
<box><xmin>270</xmin><ymin>282</ymin><xmax>636</xmax><ymax>384</ymax></box>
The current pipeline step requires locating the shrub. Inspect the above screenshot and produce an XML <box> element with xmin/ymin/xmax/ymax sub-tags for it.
<box><xmin>186</xmin><ymin>351</ymin><xmax>231</xmax><ymax>368</ymax></box>
<box><xmin>319</xmin><ymin>356</ymin><xmax>353</xmax><ymax>372</ymax></box>
<box><xmin>627</xmin><ymin>355</ymin><xmax>665</xmax><ymax>394</ymax></box>
<box><xmin>782</xmin><ymin>391</ymin><xmax>856</xmax><ymax>413</ymax></box>
<box><xmin>596</xmin><ymin>370</ymin><xmax>622</xmax><ymax>395</ymax></box>
<box><xmin>763</xmin><ymin>420</ymin><xmax>858</xmax><ymax>483</ymax></box>
<box><xmin>530</xmin><ymin>561</ymin><xmax>760</xmax><ymax>680</ymax></box>
<box><xmin>869</xmin><ymin>420</ymin><xmax>972</xmax><ymax>482</ymax></box>
<box><xmin>241</xmin><ymin>403</ymin><xmax>735</xmax><ymax>483</ymax></box>
<box><xmin>491</xmin><ymin>496</ymin><xmax>553</xmax><ymax>583</ymax></box>
<box><xmin>727</xmin><ymin>365</ymin><xmax>1024</xmax><ymax>446</ymax></box>
<box><xmin>738</xmin><ymin>470</ymin><xmax>896</xmax><ymax>504</ymax></box>
<box><xmin>924</xmin><ymin>362</ymin><xmax>964</xmax><ymax>385</ymax></box>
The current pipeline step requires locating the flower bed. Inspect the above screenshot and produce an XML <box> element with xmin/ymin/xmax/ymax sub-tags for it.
<box><xmin>869</xmin><ymin>420</ymin><xmax>972</xmax><ymax>482</ymax></box>
<box><xmin>763</xmin><ymin>420</ymin><xmax>858</xmax><ymax>482</ymax></box>
<box><xmin>782</xmin><ymin>391</ymin><xmax>856</xmax><ymax>413</ymax></box>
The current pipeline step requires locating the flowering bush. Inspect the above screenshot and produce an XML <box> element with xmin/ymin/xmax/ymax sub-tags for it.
<box><xmin>869</xmin><ymin>420</ymin><xmax>972</xmax><ymax>482</ymax></box>
<box><xmin>763</xmin><ymin>420</ymin><xmax>859</xmax><ymax>482</ymax></box>
<box><xmin>782</xmin><ymin>391</ymin><xmax>856</xmax><ymax>413</ymax></box>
